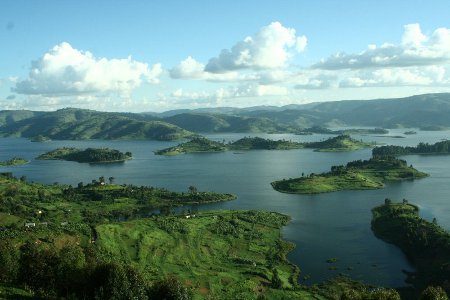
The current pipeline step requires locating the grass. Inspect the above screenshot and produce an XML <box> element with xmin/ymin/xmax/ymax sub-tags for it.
<box><xmin>95</xmin><ymin>210</ymin><xmax>305</xmax><ymax>298</ymax></box>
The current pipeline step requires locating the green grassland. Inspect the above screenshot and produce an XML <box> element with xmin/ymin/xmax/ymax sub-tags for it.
<box><xmin>272</xmin><ymin>156</ymin><xmax>428</xmax><ymax>194</ymax></box>
<box><xmin>37</xmin><ymin>147</ymin><xmax>132</xmax><ymax>163</ymax></box>
<box><xmin>371</xmin><ymin>201</ymin><xmax>450</xmax><ymax>296</ymax></box>
<box><xmin>0</xmin><ymin>158</ymin><xmax>29</xmax><ymax>167</ymax></box>
<box><xmin>95</xmin><ymin>210</ymin><xmax>312</xmax><ymax>298</ymax></box>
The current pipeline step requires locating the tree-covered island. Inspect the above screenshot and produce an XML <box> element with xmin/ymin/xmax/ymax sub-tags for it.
<box><xmin>373</xmin><ymin>140</ymin><xmax>450</xmax><ymax>156</ymax></box>
<box><xmin>155</xmin><ymin>135</ymin><xmax>374</xmax><ymax>156</ymax></box>
<box><xmin>37</xmin><ymin>147</ymin><xmax>133</xmax><ymax>163</ymax></box>
<box><xmin>371</xmin><ymin>200</ymin><xmax>450</xmax><ymax>296</ymax></box>
<box><xmin>271</xmin><ymin>156</ymin><xmax>428</xmax><ymax>194</ymax></box>
<box><xmin>0</xmin><ymin>157</ymin><xmax>29</xmax><ymax>167</ymax></box>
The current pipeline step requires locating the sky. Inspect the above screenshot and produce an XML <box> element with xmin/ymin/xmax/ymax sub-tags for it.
<box><xmin>1</xmin><ymin>0</ymin><xmax>450</xmax><ymax>112</ymax></box>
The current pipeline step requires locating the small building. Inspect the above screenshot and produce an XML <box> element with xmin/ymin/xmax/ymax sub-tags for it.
<box><xmin>61</xmin><ymin>221</ymin><xmax>68</xmax><ymax>226</ymax></box>
<box><xmin>25</xmin><ymin>222</ymin><xmax>36</xmax><ymax>228</ymax></box>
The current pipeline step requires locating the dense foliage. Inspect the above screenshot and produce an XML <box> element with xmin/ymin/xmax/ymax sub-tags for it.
<box><xmin>372</xmin><ymin>202</ymin><xmax>450</xmax><ymax>296</ymax></box>
<box><xmin>37</xmin><ymin>147</ymin><xmax>132</xmax><ymax>163</ymax></box>
<box><xmin>373</xmin><ymin>140</ymin><xmax>450</xmax><ymax>156</ymax></box>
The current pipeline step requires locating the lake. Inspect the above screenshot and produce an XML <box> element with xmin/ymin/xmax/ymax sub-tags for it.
<box><xmin>1</xmin><ymin>128</ymin><xmax>449</xmax><ymax>287</ymax></box>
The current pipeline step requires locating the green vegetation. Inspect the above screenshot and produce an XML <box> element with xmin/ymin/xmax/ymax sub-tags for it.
<box><xmin>156</xmin><ymin>135</ymin><xmax>373</xmax><ymax>156</ymax></box>
<box><xmin>37</xmin><ymin>147</ymin><xmax>132</xmax><ymax>163</ymax></box>
<box><xmin>230</xmin><ymin>136</ymin><xmax>304</xmax><ymax>150</ymax></box>
<box><xmin>271</xmin><ymin>156</ymin><xmax>428</xmax><ymax>194</ymax></box>
<box><xmin>0</xmin><ymin>157</ymin><xmax>29</xmax><ymax>167</ymax></box>
<box><xmin>371</xmin><ymin>201</ymin><xmax>450</xmax><ymax>296</ymax></box>
<box><xmin>30</xmin><ymin>135</ymin><xmax>51</xmax><ymax>142</ymax></box>
<box><xmin>420</xmin><ymin>125</ymin><xmax>449</xmax><ymax>131</ymax></box>
<box><xmin>154</xmin><ymin>137</ymin><xmax>228</xmax><ymax>155</ymax></box>
<box><xmin>373</xmin><ymin>140</ymin><xmax>450</xmax><ymax>156</ymax></box>
<box><xmin>304</xmin><ymin>135</ymin><xmax>374</xmax><ymax>152</ymax></box>
<box><xmin>296</xmin><ymin>126</ymin><xmax>388</xmax><ymax>135</ymax></box>
<box><xmin>0</xmin><ymin>108</ymin><xmax>195</xmax><ymax>141</ymax></box>
<box><xmin>95</xmin><ymin>210</ymin><xmax>303</xmax><ymax>298</ymax></box>
<box><xmin>404</xmin><ymin>130</ymin><xmax>417</xmax><ymax>135</ymax></box>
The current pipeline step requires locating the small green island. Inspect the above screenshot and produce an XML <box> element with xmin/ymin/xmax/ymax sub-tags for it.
<box><xmin>0</xmin><ymin>157</ymin><xmax>29</xmax><ymax>167</ymax></box>
<box><xmin>295</xmin><ymin>126</ymin><xmax>388</xmax><ymax>135</ymax></box>
<box><xmin>37</xmin><ymin>147</ymin><xmax>132</xmax><ymax>163</ymax></box>
<box><xmin>371</xmin><ymin>200</ymin><xmax>450</xmax><ymax>295</ymax></box>
<box><xmin>403</xmin><ymin>130</ymin><xmax>417</xmax><ymax>135</ymax></box>
<box><xmin>373</xmin><ymin>140</ymin><xmax>450</xmax><ymax>156</ymax></box>
<box><xmin>155</xmin><ymin>135</ymin><xmax>374</xmax><ymax>156</ymax></box>
<box><xmin>30</xmin><ymin>135</ymin><xmax>51</xmax><ymax>142</ymax></box>
<box><xmin>271</xmin><ymin>156</ymin><xmax>428</xmax><ymax>194</ymax></box>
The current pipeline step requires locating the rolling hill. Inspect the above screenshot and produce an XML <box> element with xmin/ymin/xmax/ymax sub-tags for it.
<box><xmin>0</xmin><ymin>108</ymin><xmax>195</xmax><ymax>141</ymax></box>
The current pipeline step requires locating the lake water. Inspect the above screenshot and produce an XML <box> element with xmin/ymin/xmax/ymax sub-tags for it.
<box><xmin>1</xmin><ymin>128</ymin><xmax>449</xmax><ymax>287</ymax></box>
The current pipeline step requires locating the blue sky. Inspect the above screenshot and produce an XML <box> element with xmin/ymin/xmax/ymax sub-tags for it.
<box><xmin>1</xmin><ymin>0</ymin><xmax>450</xmax><ymax>112</ymax></box>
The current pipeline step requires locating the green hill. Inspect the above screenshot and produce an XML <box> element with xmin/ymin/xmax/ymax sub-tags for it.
<box><xmin>0</xmin><ymin>108</ymin><xmax>195</xmax><ymax>141</ymax></box>
<box><xmin>154</xmin><ymin>137</ymin><xmax>228</xmax><ymax>155</ymax></box>
<box><xmin>164</xmin><ymin>113</ymin><xmax>293</xmax><ymax>133</ymax></box>
<box><xmin>229</xmin><ymin>136</ymin><xmax>304</xmax><ymax>150</ymax></box>
<box><xmin>304</xmin><ymin>135</ymin><xmax>374</xmax><ymax>152</ymax></box>
<box><xmin>272</xmin><ymin>156</ymin><xmax>428</xmax><ymax>194</ymax></box>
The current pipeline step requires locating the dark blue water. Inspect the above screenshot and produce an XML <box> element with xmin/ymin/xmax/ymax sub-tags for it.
<box><xmin>1</xmin><ymin>128</ymin><xmax>449</xmax><ymax>287</ymax></box>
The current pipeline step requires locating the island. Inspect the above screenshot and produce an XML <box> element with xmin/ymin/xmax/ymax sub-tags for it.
<box><xmin>37</xmin><ymin>147</ymin><xmax>132</xmax><ymax>163</ymax></box>
<box><xmin>403</xmin><ymin>130</ymin><xmax>417</xmax><ymax>135</ymax></box>
<box><xmin>295</xmin><ymin>126</ymin><xmax>388</xmax><ymax>135</ymax></box>
<box><xmin>0</xmin><ymin>157</ymin><xmax>29</xmax><ymax>167</ymax></box>
<box><xmin>373</xmin><ymin>140</ymin><xmax>450</xmax><ymax>156</ymax></box>
<box><xmin>155</xmin><ymin>135</ymin><xmax>374</xmax><ymax>156</ymax></box>
<box><xmin>230</xmin><ymin>136</ymin><xmax>304</xmax><ymax>150</ymax></box>
<box><xmin>30</xmin><ymin>135</ymin><xmax>51</xmax><ymax>142</ymax></box>
<box><xmin>303</xmin><ymin>134</ymin><xmax>374</xmax><ymax>152</ymax></box>
<box><xmin>371</xmin><ymin>200</ymin><xmax>450</xmax><ymax>295</ymax></box>
<box><xmin>154</xmin><ymin>137</ymin><xmax>228</xmax><ymax>155</ymax></box>
<box><xmin>271</xmin><ymin>156</ymin><xmax>428</xmax><ymax>194</ymax></box>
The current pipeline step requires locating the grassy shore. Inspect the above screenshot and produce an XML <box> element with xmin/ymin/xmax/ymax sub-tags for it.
<box><xmin>272</xmin><ymin>156</ymin><xmax>427</xmax><ymax>194</ymax></box>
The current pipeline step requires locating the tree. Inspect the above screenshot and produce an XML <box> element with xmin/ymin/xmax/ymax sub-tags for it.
<box><xmin>188</xmin><ymin>185</ymin><xmax>198</xmax><ymax>195</ymax></box>
<box><xmin>148</xmin><ymin>276</ymin><xmax>192</xmax><ymax>300</ymax></box>
<box><xmin>99</xmin><ymin>176</ymin><xmax>105</xmax><ymax>184</ymax></box>
<box><xmin>108</xmin><ymin>176</ymin><xmax>115</xmax><ymax>184</ymax></box>
<box><xmin>78</xmin><ymin>182</ymin><xmax>84</xmax><ymax>189</ymax></box>
<box><xmin>88</xmin><ymin>263</ymin><xmax>148</xmax><ymax>300</ymax></box>
<box><xmin>385</xmin><ymin>198</ymin><xmax>392</xmax><ymax>205</ymax></box>
<box><xmin>55</xmin><ymin>244</ymin><xmax>86</xmax><ymax>298</ymax></box>
<box><xmin>19</xmin><ymin>242</ymin><xmax>59</xmax><ymax>297</ymax></box>
<box><xmin>420</xmin><ymin>286</ymin><xmax>448</xmax><ymax>300</ymax></box>
<box><xmin>0</xmin><ymin>240</ymin><xmax>19</xmax><ymax>283</ymax></box>
<box><xmin>271</xmin><ymin>268</ymin><xmax>282</xmax><ymax>289</ymax></box>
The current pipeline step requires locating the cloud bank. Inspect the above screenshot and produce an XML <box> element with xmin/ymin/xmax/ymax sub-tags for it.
<box><xmin>14</xmin><ymin>42</ymin><xmax>162</xmax><ymax>97</ymax></box>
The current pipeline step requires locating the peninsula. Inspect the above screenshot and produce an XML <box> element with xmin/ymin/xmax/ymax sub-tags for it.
<box><xmin>371</xmin><ymin>201</ymin><xmax>450</xmax><ymax>295</ymax></box>
<box><xmin>271</xmin><ymin>156</ymin><xmax>427</xmax><ymax>194</ymax></box>
<box><xmin>373</xmin><ymin>140</ymin><xmax>450</xmax><ymax>156</ymax></box>
<box><xmin>0</xmin><ymin>157</ymin><xmax>29</xmax><ymax>167</ymax></box>
<box><xmin>37</xmin><ymin>147</ymin><xmax>132</xmax><ymax>163</ymax></box>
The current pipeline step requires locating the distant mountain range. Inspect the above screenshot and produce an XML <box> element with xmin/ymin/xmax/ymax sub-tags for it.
<box><xmin>0</xmin><ymin>93</ymin><xmax>449</xmax><ymax>141</ymax></box>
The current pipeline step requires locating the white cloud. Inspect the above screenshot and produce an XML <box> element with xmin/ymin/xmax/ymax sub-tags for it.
<box><xmin>169</xmin><ymin>56</ymin><xmax>246</xmax><ymax>81</ymax></box>
<box><xmin>14</xmin><ymin>42</ymin><xmax>162</xmax><ymax>97</ymax></box>
<box><xmin>205</xmin><ymin>22</ymin><xmax>307</xmax><ymax>73</ymax></box>
<box><xmin>313</xmin><ymin>24</ymin><xmax>450</xmax><ymax>70</ymax></box>
<box><xmin>339</xmin><ymin>66</ymin><xmax>448</xmax><ymax>88</ymax></box>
